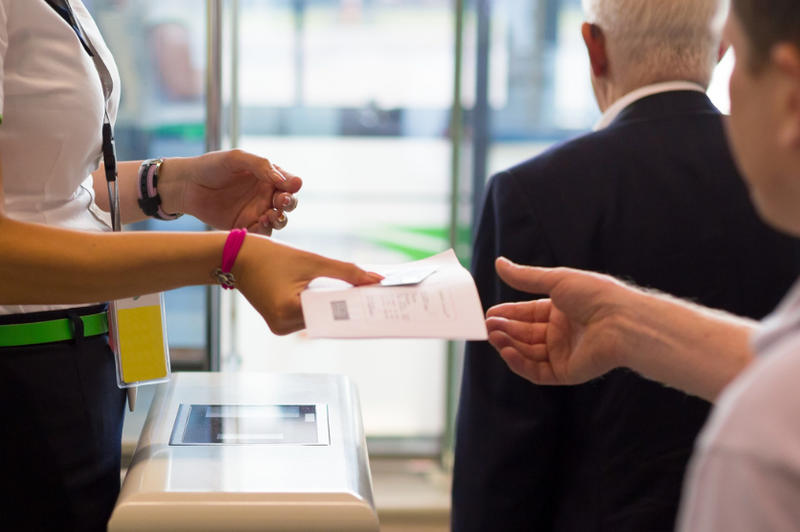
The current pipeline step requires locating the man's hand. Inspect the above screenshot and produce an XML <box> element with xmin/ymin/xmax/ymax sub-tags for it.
<box><xmin>159</xmin><ymin>149</ymin><xmax>301</xmax><ymax>235</ymax></box>
<box><xmin>486</xmin><ymin>258</ymin><xmax>630</xmax><ymax>385</ymax></box>
<box><xmin>487</xmin><ymin>257</ymin><xmax>758</xmax><ymax>402</ymax></box>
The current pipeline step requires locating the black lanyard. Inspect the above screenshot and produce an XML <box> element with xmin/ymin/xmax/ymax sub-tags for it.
<box><xmin>44</xmin><ymin>0</ymin><xmax>121</xmax><ymax>231</ymax></box>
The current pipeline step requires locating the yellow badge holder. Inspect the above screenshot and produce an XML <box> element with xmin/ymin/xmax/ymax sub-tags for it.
<box><xmin>108</xmin><ymin>293</ymin><xmax>172</xmax><ymax>390</ymax></box>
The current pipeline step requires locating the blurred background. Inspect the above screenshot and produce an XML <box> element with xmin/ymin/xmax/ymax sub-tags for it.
<box><xmin>87</xmin><ymin>0</ymin><xmax>734</xmax><ymax>487</ymax></box>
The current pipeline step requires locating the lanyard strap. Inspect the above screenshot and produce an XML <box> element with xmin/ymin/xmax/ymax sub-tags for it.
<box><xmin>45</xmin><ymin>0</ymin><xmax>121</xmax><ymax>231</ymax></box>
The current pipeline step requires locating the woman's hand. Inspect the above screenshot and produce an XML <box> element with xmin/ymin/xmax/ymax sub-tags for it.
<box><xmin>232</xmin><ymin>235</ymin><xmax>383</xmax><ymax>335</ymax></box>
<box><xmin>158</xmin><ymin>149</ymin><xmax>301</xmax><ymax>235</ymax></box>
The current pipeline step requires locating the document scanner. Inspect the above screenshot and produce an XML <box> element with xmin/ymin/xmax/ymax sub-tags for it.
<box><xmin>109</xmin><ymin>372</ymin><xmax>379</xmax><ymax>532</ymax></box>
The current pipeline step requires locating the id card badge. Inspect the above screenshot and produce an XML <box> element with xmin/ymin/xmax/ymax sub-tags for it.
<box><xmin>108</xmin><ymin>293</ymin><xmax>171</xmax><ymax>389</ymax></box>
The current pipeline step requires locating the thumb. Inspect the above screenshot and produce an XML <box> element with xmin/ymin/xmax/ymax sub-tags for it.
<box><xmin>230</xmin><ymin>151</ymin><xmax>301</xmax><ymax>193</ymax></box>
<box><xmin>247</xmin><ymin>152</ymin><xmax>286</xmax><ymax>186</ymax></box>
<box><xmin>495</xmin><ymin>257</ymin><xmax>565</xmax><ymax>296</ymax></box>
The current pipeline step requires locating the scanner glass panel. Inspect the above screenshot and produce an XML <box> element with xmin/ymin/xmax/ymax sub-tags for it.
<box><xmin>171</xmin><ymin>404</ymin><xmax>329</xmax><ymax>445</ymax></box>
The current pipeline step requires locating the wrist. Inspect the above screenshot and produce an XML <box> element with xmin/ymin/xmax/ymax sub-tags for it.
<box><xmin>228</xmin><ymin>234</ymin><xmax>273</xmax><ymax>291</ymax></box>
<box><xmin>212</xmin><ymin>229</ymin><xmax>249</xmax><ymax>290</ymax></box>
<box><xmin>230</xmin><ymin>235</ymin><xmax>250</xmax><ymax>284</ymax></box>
<box><xmin>606</xmin><ymin>286</ymin><xmax>659</xmax><ymax>371</ymax></box>
<box><xmin>153</xmin><ymin>157</ymin><xmax>188</xmax><ymax>217</ymax></box>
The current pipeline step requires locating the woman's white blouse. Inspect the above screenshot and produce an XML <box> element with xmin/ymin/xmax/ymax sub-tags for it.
<box><xmin>0</xmin><ymin>0</ymin><xmax>121</xmax><ymax>315</ymax></box>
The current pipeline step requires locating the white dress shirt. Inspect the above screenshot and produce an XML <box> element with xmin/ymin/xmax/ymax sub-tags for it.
<box><xmin>0</xmin><ymin>0</ymin><xmax>120</xmax><ymax>315</ymax></box>
<box><xmin>677</xmin><ymin>277</ymin><xmax>800</xmax><ymax>531</ymax></box>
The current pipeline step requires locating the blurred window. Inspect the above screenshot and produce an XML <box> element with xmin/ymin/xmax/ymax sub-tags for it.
<box><xmin>89</xmin><ymin>0</ymin><xmax>209</xmax><ymax>370</ymax></box>
<box><xmin>230</xmin><ymin>0</ymin><xmax>455</xmax><ymax>445</ymax></box>
<box><xmin>88</xmin><ymin>0</ymin><xmax>735</xmax><ymax>453</ymax></box>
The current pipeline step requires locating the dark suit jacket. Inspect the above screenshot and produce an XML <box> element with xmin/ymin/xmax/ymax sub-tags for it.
<box><xmin>452</xmin><ymin>91</ymin><xmax>800</xmax><ymax>532</ymax></box>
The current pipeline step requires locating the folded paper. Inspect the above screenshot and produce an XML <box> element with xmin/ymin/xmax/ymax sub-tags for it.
<box><xmin>301</xmin><ymin>249</ymin><xmax>488</xmax><ymax>340</ymax></box>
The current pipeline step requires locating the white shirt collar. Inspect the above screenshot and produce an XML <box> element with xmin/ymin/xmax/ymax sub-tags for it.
<box><xmin>592</xmin><ymin>81</ymin><xmax>707</xmax><ymax>131</ymax></box>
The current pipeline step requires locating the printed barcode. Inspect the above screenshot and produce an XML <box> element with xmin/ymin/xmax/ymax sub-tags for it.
<box><xmin>331</xmin><ymin>300</ymin><xmax>350</xmax><ymax>321</ymax></box>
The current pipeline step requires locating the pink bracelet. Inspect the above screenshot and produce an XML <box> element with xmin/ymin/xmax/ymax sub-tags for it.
<box><xmin>212</xmin><ymin>228</ymin><xmax>247</xmax><ymax>290</ymax></box>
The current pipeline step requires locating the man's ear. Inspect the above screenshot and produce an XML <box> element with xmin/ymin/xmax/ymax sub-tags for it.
<box><xmin>772</xmin><ymin>43</ymin><xmax>800</xmax><ymax>150</ymax></box>
<box><xmin>582</xmin><ymin>22</ymin><xmax>609</xmax><ymax>78</ymax></box>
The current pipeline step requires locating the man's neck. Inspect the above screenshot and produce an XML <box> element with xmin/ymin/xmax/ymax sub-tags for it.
<box><xmin>592</xmin><ymin>81</ymin><xmax>708</xmax><ymax>131</ymax></box>
<box><xmin>597</xmin><ymin>73</ymin><xmax>709</xmax><ymax>112</ymax></box>
<box><xmin>595</xmin><ymin>83</ymin><xmax>627</xmax><ymax>114</ymax></box>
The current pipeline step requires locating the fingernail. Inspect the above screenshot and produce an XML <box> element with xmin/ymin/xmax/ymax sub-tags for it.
<box><xmin>273</xmin><ymin>171</ymin><xmax>286</xmax><ymax>182</ymax></box>
<box><xmin>282</xmin><ymin>196</ymin><xmax>292</xmax><ymax>207</ymax></box>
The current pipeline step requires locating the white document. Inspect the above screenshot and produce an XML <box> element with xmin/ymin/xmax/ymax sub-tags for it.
<box><xmin>301</xmin><ymin>249</ymin><xmax>488</xmax><ymax>340</ymax></box>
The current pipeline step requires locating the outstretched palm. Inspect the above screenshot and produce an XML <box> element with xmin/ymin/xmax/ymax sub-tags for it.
<box><xmin>486</xmin><ymin>259</ymin><xmax>626</xmax><ymax>386</ymax></box>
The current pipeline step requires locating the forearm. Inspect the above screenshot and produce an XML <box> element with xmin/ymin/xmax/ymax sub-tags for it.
<box><xmin>0</xmin><ymin>215</ymin><xmax>224</xmax><ymax>305</ymax></box>
<box><xmin>617</xmin><ymin>290</ymin><xmax>758</xmax><ymax>402</ymax></box>
<box><xmin>92</xmin><ymin>158</ymin><xmax>188</xmax><ymax>225</ymax></box>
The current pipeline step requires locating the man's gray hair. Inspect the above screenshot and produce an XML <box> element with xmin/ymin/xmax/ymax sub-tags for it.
<box><xmin>581</xmin><ymin>0</ymin><xmax>729</xmax><ymax>89</ymax></box>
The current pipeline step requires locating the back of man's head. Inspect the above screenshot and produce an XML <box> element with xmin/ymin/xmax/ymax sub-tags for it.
<box><xmin>733</xmin><ymin>0</ymin><xmax>800</xmax><ymax>71</ymax></box>
<box><xmin>582</xmin><ymin>0</ymin><xmax>727</xmax><ymax>90</ymax></box>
